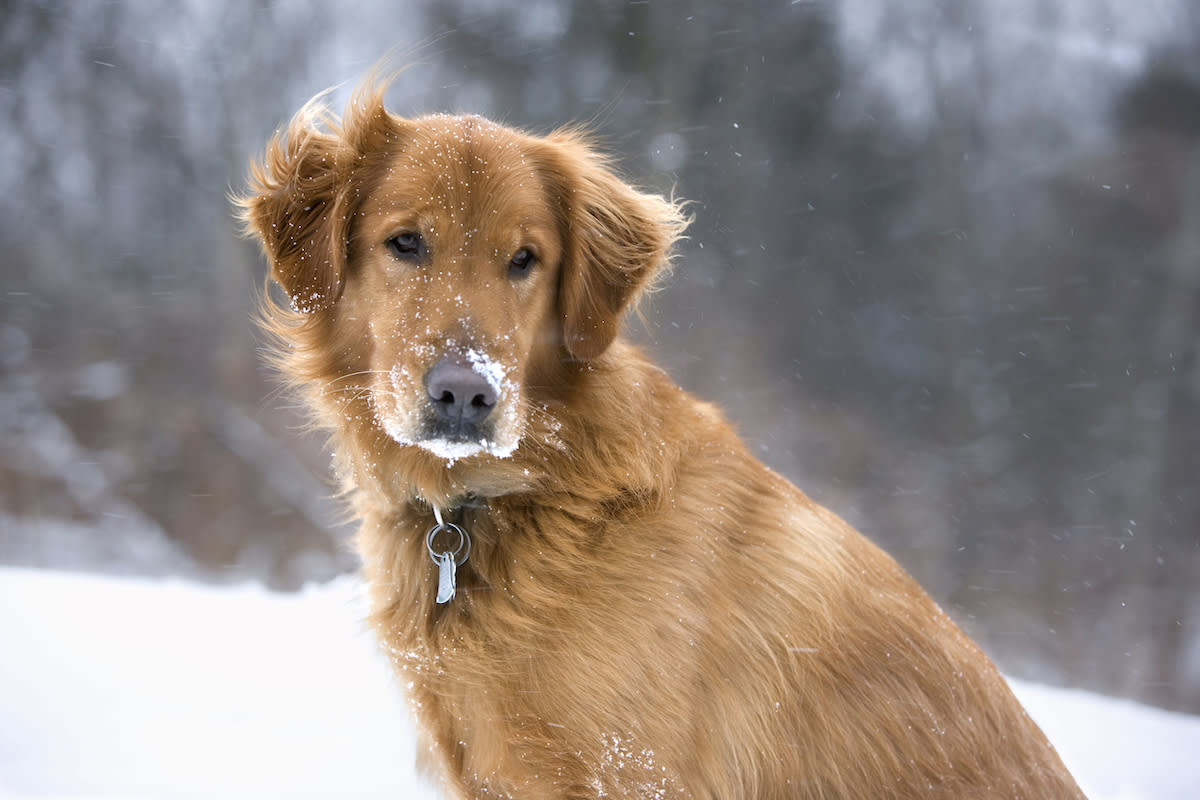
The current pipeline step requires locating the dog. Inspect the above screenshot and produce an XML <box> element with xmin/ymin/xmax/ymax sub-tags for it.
<box><xmin>238</xmin><ymin>77</ymin><xmax>1085</xmax><ymax>799</ymax></box>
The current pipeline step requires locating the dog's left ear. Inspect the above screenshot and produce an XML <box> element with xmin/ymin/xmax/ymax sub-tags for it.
<box><xmin>541</xmin><ymin>133</ymin><xmax>689</xmax><ymax>360</ymax></box>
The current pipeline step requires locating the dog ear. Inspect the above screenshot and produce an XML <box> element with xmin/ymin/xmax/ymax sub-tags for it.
<box><xmin>543</xmin><ymin>133</ymin><xmax>689</xmax><ymax>360</ymax></box>
<box><xmin>238</xmin><ymin>116</ymin><xmax>350</xmax><ymax>313</ymax></box>
<box><xmin>238</xmin><ymin>88</ymin><xmax>403</xmax><ymax>313</ymax></box>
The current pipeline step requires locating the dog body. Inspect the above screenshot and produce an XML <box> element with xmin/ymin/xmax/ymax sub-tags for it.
<box><xmin>240</xmin><ymin>81</ymin><xmax>1084</xmax><ymax>799</ymax></box>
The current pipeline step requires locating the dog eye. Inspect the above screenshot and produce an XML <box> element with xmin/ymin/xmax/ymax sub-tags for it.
<box><xmin>508</xmin><ymin>248</ymin><xmax>536</xmax><ymax>278</ymax></box>
<box><xmin>386</xmin><ymin>232</ymin><xmax>425</xmax><ymax>262</ymax></box>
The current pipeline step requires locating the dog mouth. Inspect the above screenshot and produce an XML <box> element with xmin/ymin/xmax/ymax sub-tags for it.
<box><xmin>410</xmin><ymin>418</ymin><xmax>516</xmax><ymax>461</ymax></box>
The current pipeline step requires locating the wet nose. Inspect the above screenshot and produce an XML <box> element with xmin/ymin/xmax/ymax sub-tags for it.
<box><xmin>425</xmin><ymin>359</ymin><xmax>497</xmax><ymax>425</ymax></box>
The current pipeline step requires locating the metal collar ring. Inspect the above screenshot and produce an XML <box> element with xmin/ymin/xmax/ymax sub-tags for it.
<box><xmin>426</xmin><ymin>522</ymin><xmax>471</xmax><ymax>566</ymax></box>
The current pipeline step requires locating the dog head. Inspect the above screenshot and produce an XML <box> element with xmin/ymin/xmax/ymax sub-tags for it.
<box><xmin>238</xmin><ymin>80</ymin><xmax>688</xmax><ymax>465</ymax></box>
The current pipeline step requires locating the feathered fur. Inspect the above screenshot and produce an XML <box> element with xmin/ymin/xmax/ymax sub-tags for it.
<box><xmin>236</xmin><ymin>76</ymin><xmax>1084</xmax><ymax>799</ymax></box>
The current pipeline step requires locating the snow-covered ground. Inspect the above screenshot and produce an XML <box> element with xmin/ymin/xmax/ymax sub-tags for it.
<box><xmin>1</xmin><ymin>567</ymin><xmax>1197</xmax><ymax>799</ymax></box>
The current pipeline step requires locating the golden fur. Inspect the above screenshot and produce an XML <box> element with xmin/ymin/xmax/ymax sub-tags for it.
<box><xmin>237</xmin><ymin>77</ymin><xmax>1085</xmax><ymax>799</ymax></box>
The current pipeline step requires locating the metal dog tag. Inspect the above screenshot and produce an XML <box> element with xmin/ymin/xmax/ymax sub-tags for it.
<box><xmin>435</xmin><ymin>550</ymin><xmax>457</xmax><ymax>604</ymax></box>
<box><xmin>426</xmin><ymin>514</ymin><xmax>471</xmax><ymax>605</ymax></box>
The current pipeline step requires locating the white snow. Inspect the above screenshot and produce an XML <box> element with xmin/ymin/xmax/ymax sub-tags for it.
<box><xmin>462</xmin><ymin>347</ymin><xmax>510</xmax><ymax>396</ymax></box>
<box><xmin>0</xmin><ymin>568</ymin><xmax>439</xmax><ymax>800</ymax></box>
<box><xmin>411</xmin><ymin>435</ymin><xmax>509</xmax><ymax>462</ymax></box>
<box><xmin>1</xmin><ymin>566</ymin><xmax>1197</xmax><ymax>799</ymax></box>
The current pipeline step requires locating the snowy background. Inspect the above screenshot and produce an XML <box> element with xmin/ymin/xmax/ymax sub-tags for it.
<box><xmin>2</xmin><ymin>567</ymin><xmax>1199</xmax><ymax>800</ymax></box>
<box><xmin>3</xmin><ymin>0</ymin><xmax>1200</xmax><ymax>795</ymax></box>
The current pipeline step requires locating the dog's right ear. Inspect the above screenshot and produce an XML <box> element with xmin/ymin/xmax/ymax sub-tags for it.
<box><xmin>237</xmin><ymin>88</ymin><xmax>403</xmax><ymax>313</ymax></box>
<box><xmin>237</xmin><ymin>108</ymin><xmax>348</xmax><ymax>313</ymax></box>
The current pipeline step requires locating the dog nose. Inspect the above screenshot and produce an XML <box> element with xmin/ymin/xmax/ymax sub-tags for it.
<box><xmin>425</xmin><ymin>359</ymin><xmax>497</xmax><ymax>425</ymax></box>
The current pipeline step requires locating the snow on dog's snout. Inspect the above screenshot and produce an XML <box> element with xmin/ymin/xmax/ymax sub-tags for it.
<box><xmin>464</xmin><ymin>347</ymin><xmax>509</xmax><ymax>398</ymax></box>
<box><xmin>374</xmin><ymin>342</ymin><xmax>523</xmax><ymax>463</ymax></box>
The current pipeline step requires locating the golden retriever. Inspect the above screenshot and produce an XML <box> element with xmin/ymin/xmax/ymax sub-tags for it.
<box><xmin>237</xmin><ymin>77</ymin><xmax>1085</xmax><ymax>799</ymax></box>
